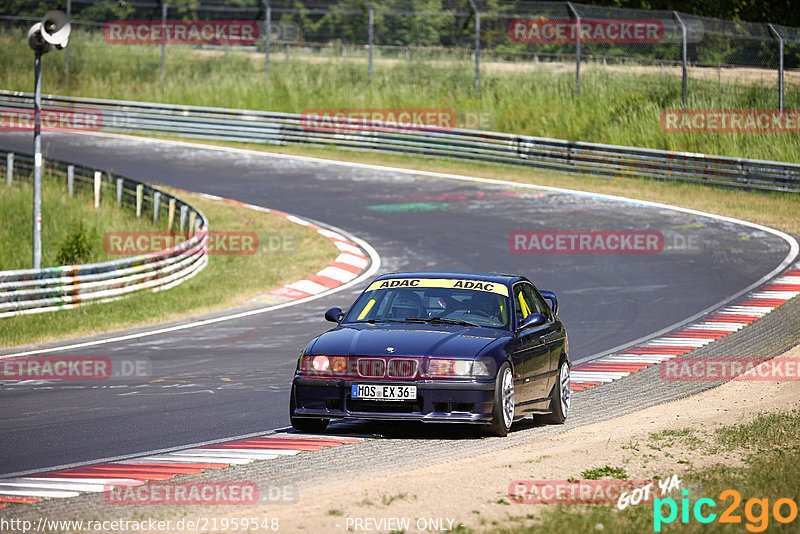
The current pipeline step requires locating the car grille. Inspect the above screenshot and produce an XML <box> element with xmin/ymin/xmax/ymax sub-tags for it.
<box><xmin>356</xmin><ymin>357</ymin><xmax>419</xmax><ymax>379</ymax></box>
<box><xmin>387</xmin><ymin>359</ymin><xmax>418</xmax><ymax>378</ymax></box>
<box><xmin>357</xmin><ymin>358</ymin><xmax>386</xmax><ymax>378</ymax></box>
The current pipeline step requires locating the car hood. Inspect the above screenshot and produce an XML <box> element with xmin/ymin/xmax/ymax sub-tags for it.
<box><xmin>308</xmin><ymin>323</ymin><xmax>506</xmax><ymax>359</ymax></box>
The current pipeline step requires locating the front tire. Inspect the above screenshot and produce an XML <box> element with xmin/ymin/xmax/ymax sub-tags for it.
<box><xmin>486</xmin><ymin>362</ymin><xmax>514</xmax><ymax>437</ymax></box>
<box><xmin>541</xmin><ymin>359</ymin><xmax>570</xmax><ymax>424</ymax></box>
<box><xmin>289</xmin><ymin>385</ymin><xmax>329</xmax><ymax>433</ymax></box>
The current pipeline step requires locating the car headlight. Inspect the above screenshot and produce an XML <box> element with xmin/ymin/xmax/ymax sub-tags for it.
<box><xmin>426</xmin><ymin>358</ymin><xmax>494</xmax><ymax>378</ymax></box>
<box><xmin>299</xmin><ymin>355</ymin><xmax>351</xmax><ymax>376</ymax></box>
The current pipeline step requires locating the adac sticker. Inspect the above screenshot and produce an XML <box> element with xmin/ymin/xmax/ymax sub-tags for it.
<box><xmin>366</xmin><ymin>278</ymin><xmax>508</xmax><ymax>297</ymax></box>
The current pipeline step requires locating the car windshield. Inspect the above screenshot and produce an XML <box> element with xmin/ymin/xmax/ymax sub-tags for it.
<box><xmin>343</xmin><ymin>277</ymin><xmax>510</xmax><ymax>329</ymax></box>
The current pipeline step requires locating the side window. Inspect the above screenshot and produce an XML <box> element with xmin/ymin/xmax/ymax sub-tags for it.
<box><xmin>514</xmin><ymin>283</ymin><xmax>548</xmax><ymax>324</ymax></box>
<box><xmin>513</xmin><ymin>284</ymin><xmax>532</xmax><ymax>323</ymax></box>
<box><xmin>528</xmin><ymin>286</ymin><xmax>552</xmax><ymax>319</ymax></box>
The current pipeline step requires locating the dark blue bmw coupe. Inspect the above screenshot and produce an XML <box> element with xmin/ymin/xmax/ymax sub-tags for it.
<box><xmin>289</xmin><ymin>271</ymin><xmax>570</xmax><ymax>436</ymax></box>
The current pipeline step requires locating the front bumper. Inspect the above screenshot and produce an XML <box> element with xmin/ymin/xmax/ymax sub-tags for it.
<box><xmin>292</xmin><ymin>377</ymin><xmax>496</xmax><ymax>424</ymax></box>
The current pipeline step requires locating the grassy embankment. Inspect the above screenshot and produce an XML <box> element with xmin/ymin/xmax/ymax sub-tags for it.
<box><xmin>0</xmin><ymin>29</ymin><xmax>798</xmax><ymax>163</ymax></box>
<box><xmin>1</xmin><ymin>176</ymin><xmax>338</xmax><ymax>348</ymax></box>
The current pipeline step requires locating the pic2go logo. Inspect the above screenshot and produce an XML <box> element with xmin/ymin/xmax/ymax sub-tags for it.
<box><xmin>654</xmin><ymin>489</ymin><xmax>798</xmax><ymax>532</ymax></box>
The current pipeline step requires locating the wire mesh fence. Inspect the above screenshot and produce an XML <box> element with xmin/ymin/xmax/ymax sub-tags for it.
<box><xmin>1</xmin><ymin>1</ymin><xmax>798</xmax><ymax>107</ymax></box>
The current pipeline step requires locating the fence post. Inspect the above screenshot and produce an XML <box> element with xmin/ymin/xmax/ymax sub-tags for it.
<box><xmin>67</xmin><ymin>165</ymin><xmax>74</xmax><ymax>196</ymax></box>
<box><xmin>179</xmin><ymin>205</ymin><xmax>188</xmax><ymax>232</ymax></box>
<box><xmin>567</xmin><ymin>2</ymin><xmax>580</xmax><ymax>96</ymax></box>
<box><xmin>6</xmin><ymin>153</ymin><xmax>12</xmax><ymax>186</ymax></box>
<box><xmin>136</xmin><ymin>184</ymin><xmax>144</xmax><ymax>217</ymax></box>
<box><xmin>364</xmin><ymin>0</ymin><xmax>374</xmax><ymax>79</ymax></box>
<box><xmin>264</xmin><ymin>0</ymin><xmax>271</xmax><ymax>78</ymax></box>
<box><xmin>188</xmin><ymin>211</ymin><xmax>196</xmax><ymax>235</ymax></box>
<box><xmin>93</xmin><ymin>171</ymin><xmax>102</xmax><ymax>208</ymax></box>
<box><xmin>673</xmin><ymin>11</ymin><xmax>688</xmax><ymax>106</ymax></box>
<box><xmin>160</xmin><ymin>1</ymin><xmax>168</xmax><ymax>82</ymax></box>
<box><xmin>168</xmin><ymin>198</ymin><xmax>176</xmax><ymax>229</ymax></box>
<box><xmin>467</xmin><ymin>0</ymin><xmax>480</xmax><ymax>91</ymax></box>
<box><xmin>116</xmin><ymin>177</ymin><xmax>123</xmax><ymax>205</ymax></box>
<box><xmin>153</xmin><ymin>191</ymin><xmax>161</xmax><ymax>223</ymax></box>
<box><xmin>768</xmin><ymin>24</ymin><xmax>784</xmax><ymax>114</ymax></box>
<box><xmin>65</xmin><ymin>0</ymin><xmax>71</xmax><ymax>76</ymax></box>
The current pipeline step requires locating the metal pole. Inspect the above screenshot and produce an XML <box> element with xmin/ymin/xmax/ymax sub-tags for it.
<box><xmin>65</xmin><ymin>0</ymin><xmax>71</xmax><ymax>76</ymax></box>
<box><xmin>467</xmin><ymin>0</ymin><xmax>480</xmax><ymax>90</ymax></box>
<box><xmin>67</xmin><ymin>164</ymin><xmax>74</xmax><ymax>196</ymax></box>
<box><xmin>567</xmin><ymin>3</ymin><xmax>580</xmax><ymax>96</ymax></box>
<box><xmin>264</xmin><ymin>1</ymin><xmax>271</xmax><ymax>77</ymax></box>
<box><xmin>768</xmin><ymin>24</ymin><xmax>784</xmax><ymax>114</ymax></box>
<box><xmin>6</xmin><ymin>153</ymin><xmax>13</xmax><ymax>186</ymax></box>
<box><xmin>364</xmin><ymin>0</ymin><xmax>373</xmax><ymax>79</ymax></box>
<box><xmin>33</xmin><ymin>49</ymin><xmax>43</xmax><ymax>269</ymax></box>
<box><xmin>674</xmin><ymin>11</ymin><xmax>688</xmax><ymax>106</ymax></box>
<box><xmin>160</xmin><ymin>1</ymin><xmax>167</xmax><ymax>82</ymax></box>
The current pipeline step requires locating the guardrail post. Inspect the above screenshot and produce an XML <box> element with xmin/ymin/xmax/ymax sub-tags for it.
<box><xmin>567</xmin><ymin>2</ymin><xmax>580</xmax><ymax>96</ymax></box>
<box><xmin>153</xmin><ymin>191</ymin><xmax>161</xmax><ymax>223</ymax></box>
<box><xmin>67</xmin><ymin>165</ymin><xmax>74</xmax><ymax>196</ymax></box>
<box><xmin>136</xmin><ymin>184</ymin><xmax>144</xmax><ymax>217</ymax></box>
<box><xmin>179</xmin><ymin>205</ymin><xmax>188</xmax><ymax>232</ymax></box>
<box><xmin>168</xmin><ymin>198</ymin><xmax>176</xmax><ymax>229</ymax></box>
<box><xmin>93</xmin><ymin>171</ymin><xmax>102</xmax><ymax>208</ymax></box>
<box><xmin>768</xmin><ymin>24</ymin><xmax>784</xmax><ymax>114</ymax></box>
<box><xmin>116</xmin><ymin>178</ymin><xmax>123</xmax><ymax>205</ymax></box>
<box><xmin>364</xmin><ymin>0</ymin><xmax>374</xmax><ymax>79</ymax></box>
<box><xmin>6</xmin><ymin>153</ymin><xmax>12</xmax><ymax>186</ymax></box>
<box><xmin>264</xmin><ymin>0</ymin><xmax>271</xmax><ymax>78</ymax></box>
<box><xmin>673</xmin><ymin>11</ymin><xmax>688</xmax><ymax>106</ymax></box>
<box><xmin>188</xmin><ymin>211</ymin><xmax>197</xmax><ymax>235</ymax></box>
<box><xmin>467</xmin><ymin>0</ymin><xmax>480</xmax><ymax>91</ymax></box>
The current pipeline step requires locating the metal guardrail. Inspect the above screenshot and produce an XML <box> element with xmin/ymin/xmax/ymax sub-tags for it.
<box><xmin>1</xmin><ymin>91</ymin><xmax>799</xmax><ymax>194</ymax></box>
<box><xmin>0</xmin><ymin>151</ymin><xmax>209</xmax><ymax>318</ymax></box>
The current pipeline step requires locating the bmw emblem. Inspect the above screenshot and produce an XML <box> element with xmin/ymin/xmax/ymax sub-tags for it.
<box><xmin>386</xmin><ymin>346</ymin><xmax>396</xmax><ymax>353</ymax></box>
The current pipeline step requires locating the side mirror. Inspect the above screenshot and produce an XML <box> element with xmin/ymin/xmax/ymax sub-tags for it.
<box><xmin>519</xmin><ymin>313</ymin><xmax>546</xmax><ymax>330</ymax></box>
<box><xmin>540</xmin><ymin>290</ymin><xmax>558</xmax><ymax>315</ymax></box>
<box><xmin>324</xmin><ymin>307</ymin><xmax>344</xmax><ymax>323</ymax></box>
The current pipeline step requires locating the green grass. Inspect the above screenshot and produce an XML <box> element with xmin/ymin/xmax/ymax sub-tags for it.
<box><xmin>580</xmin><ymin>466</ymin><xmax>629</xmax><ymax>480</ymax></box>
<box><xmin>0</xmin><ymin>173</ymin><xmax>166</xmax><ymax>270</ymax></box>
<box><xmin>495</xmin><ymin>411</ymin><xmax>800</xmax><ymax>533</ymax></box>
<box><xmin>1</xmin><ymin>29</ymin><xmax>799</xmax><ymax>163</ymax></box>
<box><xmin>1</xmin><ymin>186</ymin><xmax>338</xmax><ymax>348</ymax></box>
<box><xmin>715</xmin><ymin>409</ymin><xmax>800</xmax><ymax>451</ymax></box>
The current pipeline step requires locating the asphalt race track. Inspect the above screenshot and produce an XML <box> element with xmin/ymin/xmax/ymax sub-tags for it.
<box><xmin>0</xmin><ymin>132</ymin><xmax>792</xmax><ymax>476</ymax></box>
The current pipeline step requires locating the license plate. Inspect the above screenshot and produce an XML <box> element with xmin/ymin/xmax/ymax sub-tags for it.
<box><xmin>351</xmin><ymin>384</ymin><xmax>417</xmax><ymax>401</ymax></box>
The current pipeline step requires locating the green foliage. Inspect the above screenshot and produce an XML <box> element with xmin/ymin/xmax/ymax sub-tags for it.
<box><xmin>580</xmin><ymin>465</ymin><xmax>628</xmax><ymax>480</ymax></box>
<box><xmin>55</xmin><ymin>219</ymin><xmax>96</xmax><ymax>266</ymax></box>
